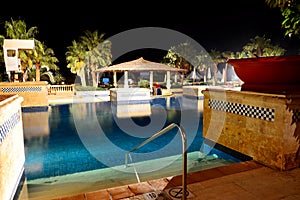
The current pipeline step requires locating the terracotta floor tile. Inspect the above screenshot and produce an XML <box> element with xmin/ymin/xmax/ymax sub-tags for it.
<box><xmin>107</xmin><ymin>185</ymin><xmax>135</xmax><ymax>199</ymax></box>
<box><xmin>25</xmin><ymin>161</ymin><xmax>300</xmax><ymax>200</ymax></box>
<box><xmin>53</xmin><ymin>193</ymin><xmax>86</xmax><ymax>200</ymax></box>
<box><xmin>85</xmin><ymin>189</ymin><xmax>111</xmax><ymax>200</ymax></box>
<box><xmin>128</xmin><ymin>182</ymin><xmax>154</xmax><ymax>195</ymax></box>
<box><xmin>147</xmin><ymin>178</ymin><xmax>170</xmax><ymax>191</ymax></box>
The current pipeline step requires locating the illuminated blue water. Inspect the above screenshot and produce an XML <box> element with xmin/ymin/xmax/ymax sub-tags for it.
<box><xmin>23</xmin><ymin>96</ymin><xmax>243</xmax><ymax>180</ymax></box>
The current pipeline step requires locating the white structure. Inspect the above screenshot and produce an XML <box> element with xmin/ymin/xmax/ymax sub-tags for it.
<box><xmin>3</xmin><ymin>39</ymin><xmax>35</xmax><ymax>72</ymax></box>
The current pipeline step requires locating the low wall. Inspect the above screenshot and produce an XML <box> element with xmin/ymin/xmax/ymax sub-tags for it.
<box><xmin>110</xmin><ymin>88</ymin><xmax>151</xmax><ymax>103</ymax></box>
<box><xmin>48</xmin><ymin>84</ymin><xmax>75</xmax><ymax>96</ymax></box>
<box><xmin>0</xmin><ymin>81</ymin><xmax>48</xmax><ymax>108</ymax></box>
<box><xmin>0</xmin><ymin>94</ymin><xmax>25</xmax><ymax>200</ymax></box>
<box><xmin>202</xmin><ymin>89</ymin><xmax>300</xmax><ymax>170</ymax></box>
<box><xmin>183</xmin><ymin>85</ymin><xmax>208</xmax><ymax>99</ymax></box>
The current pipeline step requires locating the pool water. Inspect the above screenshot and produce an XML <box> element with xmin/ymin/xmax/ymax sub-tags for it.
<box><xmin>22</xmin><ymin>96</ymin><xmax>242</xmax><ymax>181</ymax></box>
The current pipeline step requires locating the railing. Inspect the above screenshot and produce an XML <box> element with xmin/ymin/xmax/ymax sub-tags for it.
<box><xmin>125</xmin><ymin>123</ymin><xmax>187</xmax><ymax>200</ymax></box>
<box><xmin>48</xmin><ymin>84</ymin><xmax>75</xmax><ymax>96</ymax></box>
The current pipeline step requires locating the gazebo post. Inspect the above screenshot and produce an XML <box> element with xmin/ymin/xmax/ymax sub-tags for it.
<box><xmin>150</xmin><ymin>71</ymin><xmax>153</xmax><ymax>93</ymax></box>
<box><xmin>166</xmin><ymin>71</ymin><xmax>171</xmax><ymax>90</ymax></box>
<box><xmin>113</xmin><ymin>72</ymin><xmax>117</xmax><ymax>88</ymax></box>
<box><xmin>175</xmin><ymin>72</ymin><xmax>178</xmax><ymax>83</ymax></box>
<box><xmin>124</xmin><ymin>71</ymin><xmax>129</xmax><ymax>88</ymax></box>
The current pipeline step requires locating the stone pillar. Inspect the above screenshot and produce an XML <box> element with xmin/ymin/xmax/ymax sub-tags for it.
<box><xmin>0</xmin><ymin>94</ymin><xmax>25</xmax><ymax>200</ymax></box>
<box><xmin>202</xmin><ymin>89</ymin><xmax>300</xmax><ymax>170</ymax></box>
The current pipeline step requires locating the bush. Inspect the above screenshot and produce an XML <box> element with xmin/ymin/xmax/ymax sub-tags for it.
<box><xmin>75</xmin><ymin>85</ymin><xmax>106</xmax><ymax>91</ymax></box>
<box><xmin>138</xmin><ymin>79</ymin><xmax>149</xmax><ymax>88</ymax></box>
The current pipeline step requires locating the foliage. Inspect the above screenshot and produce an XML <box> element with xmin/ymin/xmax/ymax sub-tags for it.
<box><xmin>75</xmin><ymin>85</ymin><xmax>105</xmax><ymax>91</ymax></box>
<box><xmin>162</xmin><ymin>41</ymin><xmax>214</xmax><ymax>75</ymax></box>
<box><xmin>138</xmin><ymin>79</ymin><xmax>149</xmax><ymax>88</ymax></box>
<box><xmin>0</xmin><ymin>18</ymin><xmax>61</xmax><ymax>82</ymax></box>
<box><xmin>242</xmin><ymin>35</ymin><xmax>286</xmax><ymax>57</ymax></box>
<box><xmin>4</xmin><ymin>18</ymin><xmax>38</xmax><ymax>39</ymax></box>
<box><xmin>265</xmin><ymin>0</ymin><xmax>300</xmax><ymax>38</ymax></box>
<box><xmin>66</xmin><ymin>30</ymin><xmax>112</xmax><ymax>87</ymax></box>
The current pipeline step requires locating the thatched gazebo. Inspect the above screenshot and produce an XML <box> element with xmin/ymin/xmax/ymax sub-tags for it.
<box><xmin>94</xmin><ymin>57</ymin><xmax>187</xmax><ymax>91</ymax></box>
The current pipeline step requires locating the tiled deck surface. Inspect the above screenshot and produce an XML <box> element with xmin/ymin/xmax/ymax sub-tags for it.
<box><xmin>51</xmin><ymin>160</ymin><xmax>300</xmax><ymax>200</ymax></box>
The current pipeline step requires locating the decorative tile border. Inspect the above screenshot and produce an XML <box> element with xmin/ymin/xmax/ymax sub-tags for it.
<box><xmin>208</xmin><ymin>99</ymin><xmax>275</xmax><ymax>121</ymax></box>
<box><xmin>292</xmin><ymin>109</ymin><xmax>300</xmax><ymax>124</ymax></box>
<box><xmin>1</xmin><ymin>87</ymin><xmax>42</xmax><ymax>93</ymax></box>
<box><xmin>22</xmin><ymin>106</ymin><xmax>49</xmax><ymax>113</ymax></box>
<box><xmin>0</xmin><ymin>111</ymin><xmax>20</xmax><ymax>143</ymax></box>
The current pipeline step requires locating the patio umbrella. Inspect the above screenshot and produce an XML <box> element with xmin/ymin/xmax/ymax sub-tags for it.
<box><xmin>186</xmin><ymin>68</ymin><xmax>203</xmax><ymax>82</ymax></box>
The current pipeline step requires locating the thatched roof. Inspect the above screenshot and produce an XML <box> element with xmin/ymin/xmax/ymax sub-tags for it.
<box><xmin>95</xmin><ymin>57</ymin><xmax>187</xmax><ymax>73</ymax></box>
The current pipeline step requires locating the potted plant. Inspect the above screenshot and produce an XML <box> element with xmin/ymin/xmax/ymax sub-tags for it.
<box><xmin>227</xmin><ymin>55</ymin><xmax>300</xmax><ymax>94</ymax></box>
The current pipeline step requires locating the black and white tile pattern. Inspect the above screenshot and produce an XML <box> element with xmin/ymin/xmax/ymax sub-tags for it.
<box><xmin>292</xmin><ymin>109</ymin><xmax>300</xmax><ymax>124</ymax></box>
<box><xmin>209</xmin><ymin>99</ymin><xmax>275</xmax><ymax>121</ymax></box>
<box><xmin>0</xmin><ymin>111</ymin><xmax>20</xmax><ymax>143</ymax></box>
<box><xmin>1</xmin><ymin>86</ymin><xmax>42</xmax><ymax>93</ymax></box>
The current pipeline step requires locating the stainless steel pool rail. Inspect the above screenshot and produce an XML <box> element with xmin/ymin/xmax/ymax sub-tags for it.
<box><xmin>125</xmin><ymin>123</ymin><xmax>187</xmax><ymax>200</ymax></box>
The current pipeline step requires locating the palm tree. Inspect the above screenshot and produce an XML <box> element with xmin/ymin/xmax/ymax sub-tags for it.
<box><xmin>242</xmin><ymin>35</ymin><xmax>286</xmax><ymax>57</ymax></box>
<box><xmin>194</xmin><ymin>51</ymin><xmax>214</xmax><ymax>83</ymax></box>
<box><xmin>220</xmin><ymin>51</ymin><xmax>233</xmax><ymax>84</ymax></box>
<box><xmin>79</xmin><ymin>30</ymin><xmax>112</xmax><ymax>87</ymax></box>
<box><xmin>16</xmin><ymin>39</ymin><xmax>59</xmax><ymax>82</ymax></box>
<box><xmin>265</xmin><ymin>0</ymin><xmax>300</xmax><ymax>38</ymax></box>
<box><xmin>168</xmin><ymin>41</ymin><xmax>199</xmax><ymax>72</ymax></box>
<box><xmin>263</xmin><ymin>44</ymin><xmax>286</xmax><ymax>56</ymax></box>
<box><xmin>221</xmin><ymin>51</ymin><xmax>245</xmax><ymax>84</ymax></box>
<box><xmin>209</xmin><ymin>49</ymin><xmax>223</xmax><ymax>85</ymax></box>
<box><xmin>66</xmin><ymin>30</ymin><xmax>112</xmax><ymax>87</ymax></box>
<box><xmin>162</xmin><ymin>49</ymin><xmax>179</xmax><ymax>67</ymax></box>
<box><xmin>0</xmin><ymin>18</ymin><xmax>59</xmax><ymax>82</ymax></box>
<box><xmin>4</xmin><ymin>18</ymin><xmax>38</xmax><ymax>39</ymax></box>
<box><xmin>32</xmin><ymin>40</ymin><xmax>59</xmax><ymax>81</ymax></box>
<box><xmin>66</xmin><ymin>40</ymin><xmax>86</xmax><ymax>86</ymax></box>
<box><xmin>243</xmin><ymin>35</ymin><xmax>272</xmax><ymax>57</ymax></box>
<box><xmin>162</xmin><ymin>41</ymin><xmax>212</xmax><ymax>83</ymax></box>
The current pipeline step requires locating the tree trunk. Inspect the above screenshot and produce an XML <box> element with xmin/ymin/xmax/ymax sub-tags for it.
<box><xmin>91</xmin><ymin>64</ymin><xmax>97</xmax><ymax>87</ymax></box>
<box><xmin>92</xmin><ymin>71</ymin><xmax>97</xmax><ymax>87</ymax></box>
<box><xmin>79</xmin><ymin>67</ymin><xmax>86</xmax><ymax>86</ymax></box>
<box><xmin>222</xmin><ymin>63</ymin><xmax>228</xmax><ymax>84</ymax></box>
<box><xmin>36</xmin><ymin>63</ymin><xmax>40</xmax><ymax>81</ymax></box>
<box><xmin>213</xmin><ymin>64</ymin><xmax>217</xmax><ymax>86</ymax></box>
<box><xmin>203</xmin><ymin>69</ymin><xmax>207</xmax><ymax>83</ymax></box>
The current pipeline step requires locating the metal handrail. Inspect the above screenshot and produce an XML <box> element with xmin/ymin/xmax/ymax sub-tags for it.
<box><xmin>125</xmin><ymin>123</ymin><xmax>187</xmax><ymax>200</ymax></box>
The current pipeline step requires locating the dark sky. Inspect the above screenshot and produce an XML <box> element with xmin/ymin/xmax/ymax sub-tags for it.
<box><xmin>1</xmin><ymin>1</ymin><xmax>300</xmax><ymax>69</ymax></box>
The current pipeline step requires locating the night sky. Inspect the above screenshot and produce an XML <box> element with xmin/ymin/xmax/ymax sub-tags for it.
<box><xmin>1</xmin><ymin>1</ymin><xmax>300</xmax><ymax>73</ymax></box>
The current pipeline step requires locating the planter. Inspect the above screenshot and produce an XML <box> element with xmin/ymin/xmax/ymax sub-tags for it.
<box><xmin>227</xmin><ymin>55</ymin><xmax>300</xmax><ymax>94</ymax></box>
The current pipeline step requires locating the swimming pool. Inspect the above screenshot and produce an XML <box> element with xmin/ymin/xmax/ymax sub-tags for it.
<box><xmin>22</xmin><ymin>96</ymin><xmax>242</xmax><ymax>181</ymax></box>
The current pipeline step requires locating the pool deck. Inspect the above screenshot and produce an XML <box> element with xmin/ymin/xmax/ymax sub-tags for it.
<box><xmin>49</xmin><ymin>160</ymin><xmax>300</xmax><ymax>200</ymax></box>
<box><xmin>38</xmin><ymin>93</ymin><xmax>300</xmax><ymax>199</ymax></box>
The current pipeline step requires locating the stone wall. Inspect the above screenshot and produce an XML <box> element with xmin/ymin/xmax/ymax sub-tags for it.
<box><xmin>0</xmin><ymin>94</ymin><xmax>25</xmax><ymax>200</ymax></box>
<box><xmin>0</xmin><ymin>81</ymin><xmax>48</xmax><ymax>108</ymax></box>
<box><xmin>202</xmin><ymin>89</ymin><xmax>300</xmax><ymax>170</ymax></box>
